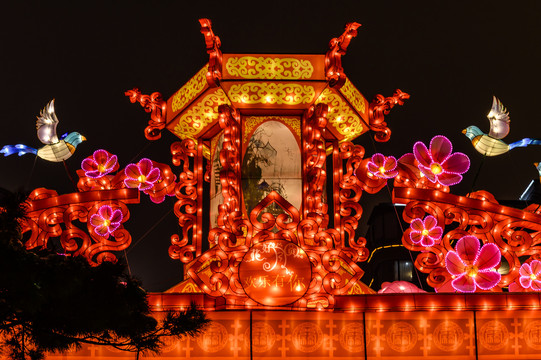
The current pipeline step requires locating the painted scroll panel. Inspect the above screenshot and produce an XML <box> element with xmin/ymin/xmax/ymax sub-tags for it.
<box><xmin>242</xmin><ymin>120</ymin><xmax>301</xmax><ymax>218</ymax></box>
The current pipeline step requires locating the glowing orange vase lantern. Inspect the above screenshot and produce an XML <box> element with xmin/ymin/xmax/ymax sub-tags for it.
<box><xmin>239</xmin><ymin>240</ymin><xmax>311</xmax><ymax>306</ymax></box>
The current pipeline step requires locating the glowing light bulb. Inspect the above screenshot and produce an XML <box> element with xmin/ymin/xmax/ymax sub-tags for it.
<box><xmin>430</xmin><ymin>163</ymin><xmax>443</xmax><ymax>175</ymax></box>
<box><xmin>138</xmin><ymin>175</ymin><xmax>147</xmax><ymax>183</ymax></box>
<box><xmin>466</xmin><ymin>265</ymin><xmax>478</xmax><ymax>278</ymax></box>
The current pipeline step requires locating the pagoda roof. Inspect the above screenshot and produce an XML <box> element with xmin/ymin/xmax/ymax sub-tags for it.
<box><xmin>165</xmin><ymin>53</ymin><xmax>370</xmax><ymax>146</ymax></box>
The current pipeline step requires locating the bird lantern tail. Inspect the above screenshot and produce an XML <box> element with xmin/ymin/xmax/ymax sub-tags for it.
<box><xmin>0</xmin><ymin>144</ymin><xmax>37</xmax><ymax>157</ymax></box>
<box><xmin>509</xmin><ymin>138</ymin><xmax>541</xmax><ymax>150</ymax></box>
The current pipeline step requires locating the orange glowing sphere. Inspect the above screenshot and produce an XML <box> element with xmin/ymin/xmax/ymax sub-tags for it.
<box><xmin>239</xmin><ymin>240</ymin><xmax>311</xmax><ymax>306</ymax></box>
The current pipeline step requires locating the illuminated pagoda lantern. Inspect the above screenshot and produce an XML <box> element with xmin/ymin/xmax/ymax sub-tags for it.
<box><xmin>22</xmin><ymin>18</ymin><xmax>541</xmax><ymax>360</ymax></box>
<box><xmin>127</xmin><ymin>19</ymin><xmax>408</xmax><ymax>310</ymax></box>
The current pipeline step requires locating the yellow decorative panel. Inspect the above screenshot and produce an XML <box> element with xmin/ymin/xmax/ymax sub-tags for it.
<box><xmin>316</xmin><ymin>88</ymin><xmax>364</xmax><ymax>142</ymax></box>
<box><xmin>225</xmin><ymin>56</ymin><xmax>314</xmax><ymax>79</ymax></box>
<box><xmin>339</xmin><ymin>78</ymin><xmax>367</xmax><ymax>116</ymax></box>
<box><xmin>243</xmin><ymin>116</ymin><xmax>301</xmax><ymax>144</ymax></box>
<box><xmin>171</xmin><ymin>65</ymin><xmax>208</xmax><ymax>113</ymax></box>
<box><xmin>179</xmin><ymin>281</ymin><xmax>202</xmax><ymax>293</ymax></box>
<box><xmin>228</xmin><ymin>83</ymin><xmax>315</xmax><ymax>105</ymax></box>
<box><xmin>172</xmin><ymin>88</ymin><xmax>230</xmax><ymax>140</ymax></box>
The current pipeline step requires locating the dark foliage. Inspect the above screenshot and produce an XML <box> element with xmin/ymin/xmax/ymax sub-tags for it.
<box><xmin>0</xmin><ymin>189</ymin><xmax>209</xmax><ymax>359</ymax></box>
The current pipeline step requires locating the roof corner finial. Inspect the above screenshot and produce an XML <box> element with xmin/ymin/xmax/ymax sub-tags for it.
<box><xmin>325</xmin><ymin>22</ymin><xmax>361</xmax><ymax>87</ymax></box>
<box><xmin>198</xmin><ymin>18</ymin><xmax>222</xmax><ymax>87</ymax></box>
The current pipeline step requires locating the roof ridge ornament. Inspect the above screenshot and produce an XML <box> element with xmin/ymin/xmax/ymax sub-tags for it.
<box><xmin>199</xmin><ymin>18</ymin><xmax>223</xmax><ymax>88</ymax></box>
<box><xmin>325</xmin><ymin>22</ymin><xmax>361</xmax><ymax>88</ymax></box>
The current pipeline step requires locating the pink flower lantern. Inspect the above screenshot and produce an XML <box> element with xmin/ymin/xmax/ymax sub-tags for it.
<box><xmin>445</xmin><ymin>235</ymin><xmax>501</xmax><ymax>293</ymax></box>
<box><xmin>378</xmin><ymin>281</ymin><xmax>426</xmax><ymax>294</ymax></box>
<box><xmin>89</xmin><ymin>205</ymin><xmax>123</xmax><ymax>238</ymax></box>
<box><xmin>124</xmin><ymin>158</ymin><xmax>160</xmax><ymax>191</ymax></box>
<box><xmin>409</xmin><ymin>215</ymin><xmax>443</xmax><ymax>247</ymax></box>
<box><xmin>367</xmin><ymin>153</ymin><xmax>398</xmax><ymax>179</ymax></box>
<box><xmin>518</xmin><ymin>260</ymin><xmax>541</xmax><ymax>291</ymax></box>
<box><xmin>413</xmin><ymin>135</ymin><xmax>470</xmax><ymax>186</ymax></box>
<box><xmin>81</xmin><ymin>149</ymin><xmax>118</xmax><ymax>178</ymax></box>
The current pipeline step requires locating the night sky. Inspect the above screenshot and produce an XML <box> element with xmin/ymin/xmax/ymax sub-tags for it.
<box><xmin>1</xmin><ymin>1</ymin><xmax>540</xmax><ymax>291</ymax></box>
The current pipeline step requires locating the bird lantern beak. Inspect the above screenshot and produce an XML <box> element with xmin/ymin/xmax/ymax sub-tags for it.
<box><xmin>81</xmin><ymin>136</ymin><xmax>87</xmax><ymax>141</ymax></box>
<box><xmin>461</xmin><ymin>129</ymin><xmax>467</xmax><ymax>134</ymax></box>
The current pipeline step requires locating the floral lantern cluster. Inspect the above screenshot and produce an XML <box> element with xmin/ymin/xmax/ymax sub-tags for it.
<box><xmin>358</xmin><ymin>132</ymin><xmax>541</xmax><ymax>294</ymax></box>
<box><xmin>21</xmin><ymin>149</ymin><xmax>177</xmax><ymax>265</ymax></box>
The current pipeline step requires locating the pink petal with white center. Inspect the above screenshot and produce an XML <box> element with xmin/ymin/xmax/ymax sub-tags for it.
<box><xmin>138</xmin><ymin>181</ymin><xmax>155</xmax><ymax>191</ymax></box>
<box><xmin>104</xmin><ymin>154</ymin><xmax>118</xmax><ymax>171</ymax></box>
<box><xmin>413</xmin><ymin>141</ymin><xmax>432</xmax><ymax>168</ymax></box>
<box><xmin>383</xmin><ymin>157</ymin><xmax>397</xmax><ymax>171</ymax></box>
<box><xmin>371</xmin><ymin>153</ymin><xmax>385</xmax><ymax>166</ymax></box>
<box><xmin>475</xmin><ymin>270</ymin><xmax>501</xmax><ymax>290</ymax></box>
<box><xmin>452</xmin><ymin>274</ymin><xmax>476</xmax><ymax>293</ymax></box>
<box><xmin>93</xmin><ymin>150</ymin><xmax>109</xmax><ymax>164</ymax></box>
<box><xmin>455</xmin><ymin>236</ymin><xmax>480</xmax><ymax>266</ymax></box>
<box><xmin>427</xmin><ymin>226</ymin><xmax>443</xmax><ymax>240</ymax></box>
<box><xmin>109</xmin><ymin>209</ymin><xmax>122</xmax><ymax>224</ymax></box>
<box><xmin>520</xmin><ymin>276</ymin><xmax>533</xmax><ymax>289</ymax></box>
<box><xmin>531</xmin><ymin>260</ymin><xmax>541</xmax><ymax>276</ymax></box>
<box><xmin>94</xmin><ymin>224</ymin><xmax>110</xmax><ymax>237</ymax></box>
<box><xmin>85</xmin><ymin>170</ymin><xmax>102</xmax><ymax>178</ymax></box>
<box><xmin>383</xmin><ymin>169</ymin><xmax>398</xmax><ymax>178</ymax></box>
<box><xmin>108</xmin><ymin>223</ymin><xmax>121</xmax><ymax>233</ymax></box>
<box><xmin>410</xmin><ymin>232</ymin><xmax>423</xmax><ymax>244</ymax></box>
<box><xmin>476</xmin><ymin>243</ymin><xmax>501</xmax><ymax>271</ymax></box>
<box><xmin>442</xmin><ymin>152</ymin><xmax>470</xmax><ymax>174</ymax></box>
<box><xmin>429</xmin><ymin>136</ymin><xmax>453</xmax><ymax>164</ymax></box>
<box><xmin>367</xmin><ymin>162</ymin><xmax>379</xmax><ymax>174</ymax></box>
<box><xmin>90</xmin><ymin>214</ymin><xmax>104</xmax><ymax>227</ymax></box>
<box><xmin>445</xmin><ymin>251</ymin><xmax>466</xmax><ymax>276</ymax></box>
<box><xmin>82</xmin><ymin>158</ymin><xmax>98</xmax><ymax>172</ymax></box>
<box><xmin>531</xmin><ymin>279</ymin><xmax>541</xmax><ymax>291</ymax></box>
<box><xmin>519</xmin><ymin>263</ymin><xmax>533</xmax><ymax>277</ymax></box>
<box><xmin>145</xmin><ymin>167</ymin><xmax>161</xmax><ymax>183</ymax></box>
<box><xmin>125</xmin><ymin>163</ymin><xmax>141</xmax><ymax>179</ymax></box>
<box><xmin>420</xmin><ymin>237</ymin><xmax>435</xmax><ymax>247</ymax></box>
<box><xmin>418</xmin><ymin>165</ymin><xmax>437</xmax><ymax>182</ymax></box>
<box><xmin>138</xmin><ymin>158</ymin><xmax>154</xmax><ymax>176</ymax></box>
<box><xmin>124</xmin><ymin>179</ymin><xmax>141</xmax><ymax>189</ymax></box>
<box><xmin>436</xmin><ymin>172</ymin><xmax>463</xmax><ymax>186</ymax></box>
<box><xmin>410</xmin><ymin>218</ymin><xmax>425</xmax><ymax>232</ymax></box>
<box><xmin>98</xmin><ymin>205</ymin><xmax>113</xmax><ymax>219</ymax></box>
<box><xmin>424</xmin><ymin>216</ymin><xmax>438</xmax><ymax>230</ymax></box>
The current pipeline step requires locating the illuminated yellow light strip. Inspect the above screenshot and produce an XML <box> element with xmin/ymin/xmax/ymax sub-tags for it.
<box><xmin>367</xmin><ymin>244</ymin><xmax>404</xmax><ymax>263</ymax></box>
<box><xmin>228</xmin><ymin>83</ymin><xmax>315</xmax><ymax>105</ymax></box>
